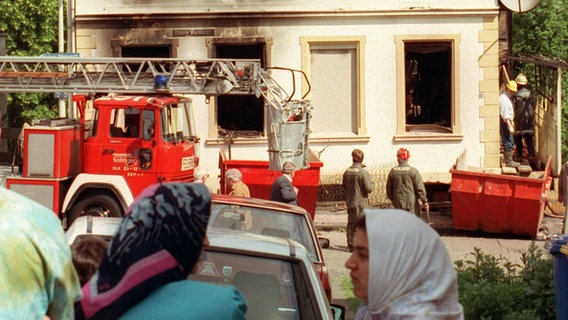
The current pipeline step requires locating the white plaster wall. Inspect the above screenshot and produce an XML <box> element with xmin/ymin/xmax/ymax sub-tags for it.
<box><xmin>77</xmin><ymin>13</ymin><xmax>492</xmax><ymax>187</ymax></box>
<box><xmin>76</xmin><ymin>0</ymin><xmax>498</xmax><ymax>15</ymax></box>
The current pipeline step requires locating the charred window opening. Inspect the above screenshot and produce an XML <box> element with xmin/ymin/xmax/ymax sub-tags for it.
<box><xmin>405</xmin><ymin>42</ymin><xmax>452</xmax><ymax>128</ymax></box>
<box><xmin>215</xmin><ymin>44</ymin><xmax>265</xmax><ymax>137</ymax></box>
<box><xmin>121</xmin><ymin>45</ymin><xmax>171</xmax><ymax>72</ymax></box>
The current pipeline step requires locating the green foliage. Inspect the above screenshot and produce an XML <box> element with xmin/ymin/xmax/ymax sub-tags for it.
<box><xmin>512</xmin><ymin>0</ymin><xmax>568</xmax><ymax>163</ymax></box>
<box><xmin>0</xmin><ymin>0</ymin><xmax>59</xmax><ymax>56</ymax></box>
<box><xmin>0</xmin><ymin>0</ymin><xmax>61</xmax><ymax>127</ymax></box>
<box><xmin>340</xmin><ymin>275</ymin><xmax>363</xmax><ymax>313</ymax></box>
<box><xmin>7</xmin><ymin>93</ymin><xmax>58</xmax><ymax>127</ymax></box>
<box><xmin>455</xmin><ymin>243</ymin><xmax>555</xmax><ymax>320</ymax></box>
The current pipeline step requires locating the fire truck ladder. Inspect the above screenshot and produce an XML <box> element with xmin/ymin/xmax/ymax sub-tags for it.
<box><xmin>0</xmin><ymin>56</ymin><xmax>313</xmax><ymax>169</ymax></box>
<box><xmin>0</xmin><ymin>56</ymin><xmax>267</xmax><ymax>96</ymax></box>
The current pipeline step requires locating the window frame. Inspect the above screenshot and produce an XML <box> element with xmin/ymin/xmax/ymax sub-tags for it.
<box><xmin>394</xmin><ymin>34</ymin><xmax>463</xmax><ymax>142</ymax></box>
<box><xmin>300</xmin><ymin>36</ymin><xmax>369</xmax><ymax>142</ymax></box>
<box><xmin>205</xmin><ymin>37</ymin><xmax>273</xmax><ymax>143</ymax></box>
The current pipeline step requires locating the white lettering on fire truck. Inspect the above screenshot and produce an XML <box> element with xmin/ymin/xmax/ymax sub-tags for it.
<box><xmin>112</xmin><ymin>153</ymin><xmax>138</xmax><ymax>171</ymax></box>
<box><xmin>181</xmin><ymin>156</ymin><xmax>195</xmax><ymax>171</ymax></box>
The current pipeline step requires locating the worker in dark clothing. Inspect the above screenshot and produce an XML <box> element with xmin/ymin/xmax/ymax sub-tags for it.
<box><xmin>386</xmin><ymin>148</ymin><xmax>429</xmax><ymax>217</ymax></box>
<box><xmin>270</xmin><ymin>161</ymin><xmax>299</xmax><ymax>205</ymax></box>
<box><xmin>513</xmin><ymin>74</ymin><xmax>538</xmax><ymax>170</ymax></box>
<box><xmin>342</xmin><ymin>149</ymin><xmax>374</xmax><ymax>252</ymax></box>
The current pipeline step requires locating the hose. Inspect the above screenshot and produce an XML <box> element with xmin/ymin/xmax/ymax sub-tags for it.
<box><xmin>545</xmin><ymin>199</ymin><xmax>566</xmax><ymax>219</ymax></box>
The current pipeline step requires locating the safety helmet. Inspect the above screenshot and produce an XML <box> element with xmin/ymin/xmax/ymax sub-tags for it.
<box><xmin>506</xmin><ymin>80</ymin><xmax>517</xmax><ymax>92</ymax></box>
<box><xmin>397</xmin><ymin>148</ymin><xmax>410</xmax><ymax>160</ymax></box>
<box><xmin>515</xmin><ymin>74</ymin><xmax>528</xmax><ymax>85</ymax></box>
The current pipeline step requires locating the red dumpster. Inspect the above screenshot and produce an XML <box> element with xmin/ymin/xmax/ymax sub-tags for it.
<box><xmin>219</xmin><ymin>148</ymin><xmax>323</xmax><ymax>220</ymax></box>
<box><xmin>450</xmin><ymin>156</ymin><xmax>551</xmax><ymax>237</ymax></box>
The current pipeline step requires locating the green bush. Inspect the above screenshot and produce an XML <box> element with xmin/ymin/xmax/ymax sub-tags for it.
<box><xmin>340</xmin><ymin>275</ymin><xmax>363</xmax><ymax>312</ymax></box>
<box><xmin>341</xmin><ymin>243</ymin><xmax>556</xmax><ymax>319</ymax></box>
<box><xmin>455</xmin><ymin>243</ymin><xmax>555</xmax><ymax>320</ymax></box>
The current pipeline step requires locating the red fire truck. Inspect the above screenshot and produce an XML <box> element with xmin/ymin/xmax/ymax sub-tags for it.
<box><xmin>0</xmin><ymin>57</ymin><xmax>311</xmax><ymax>226</ymax></box>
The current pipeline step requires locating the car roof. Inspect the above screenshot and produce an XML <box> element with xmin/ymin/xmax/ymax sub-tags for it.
<box><xmin>211</xmin><ymin>194</ymin><xmax>308</xmax><ymax>216</ymax></box>
<box><xmin>206</xmin><ymin>227</ymin><xmax>313</xmax><ymax>260</ymax></box>
<box><xmin>65</xmin><ymin>216</ymin><xmax>122</xmax><ymax>244</ymax></box>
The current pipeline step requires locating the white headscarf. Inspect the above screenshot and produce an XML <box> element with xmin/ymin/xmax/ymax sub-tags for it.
<box><xmin>355</xmin><ymin>209</ymin><xmax>464</xmax><ymax>320</ymax></box>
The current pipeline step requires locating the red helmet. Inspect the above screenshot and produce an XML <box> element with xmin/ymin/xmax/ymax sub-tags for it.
<box><xmin>397</xmin><ymin>148</ymin><xmax>410</xmax><ymax>160</ymax></box>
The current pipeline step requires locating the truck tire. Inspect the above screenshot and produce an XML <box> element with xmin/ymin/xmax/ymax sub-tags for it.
<box><xmin>68</xmin><ymin>192</ymin><xmax>123</xmax><ymax>226</ymax></box>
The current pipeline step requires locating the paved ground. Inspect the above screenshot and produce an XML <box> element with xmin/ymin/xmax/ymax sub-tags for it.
<box><xmin>313</xmin><ymin>204</ymin><xmax>565</xmax><ymax>319</ymax></box>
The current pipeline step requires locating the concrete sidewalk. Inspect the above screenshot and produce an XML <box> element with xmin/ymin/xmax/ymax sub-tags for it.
<box><xmin>313</xmin><ymin>203</ymin><xmax>564</xmax><ymax>238</ymax></box>
<box><xmin>314</xmin><ymin>204</ymin><xmax>455</xmax><ymax>231</ymax></box>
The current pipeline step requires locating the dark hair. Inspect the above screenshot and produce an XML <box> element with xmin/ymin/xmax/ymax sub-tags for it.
<box><xmin>352</xmin><ymin>149</ymin><xmax>364</xmax><ymax>163</ymax></box>
<box><xmin>71</xmin><ymin>235</ymin><xmax>108</xmax><ymax>286</ymax></box>
<box><xmin>354</xmin><ymin>214</ymin><xmax>367</xmax><ymax>231</ymax></box>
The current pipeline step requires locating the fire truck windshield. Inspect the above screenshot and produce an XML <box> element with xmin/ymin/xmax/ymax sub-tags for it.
<box><xmin>160</xmin><ymin>102</ymin><xmax>196</xmax><ymax>143</ymax></box>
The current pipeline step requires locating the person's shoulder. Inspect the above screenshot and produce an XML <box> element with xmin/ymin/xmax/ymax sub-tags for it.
<box><xmin>168</xmin><ymin>279</ymin><xmax>240</xmax><ymax>294</ymax></box>
<box><xmin>175</xmin><ymin>281</ymin><xmax>247</xmax><ymax>318</ymax></box>
<box><xmin>122</xmin><ymin>280</ymin><xmax>247</xmax><ymax>319</ymax></box>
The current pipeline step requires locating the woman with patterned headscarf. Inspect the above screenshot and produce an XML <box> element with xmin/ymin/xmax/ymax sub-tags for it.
<box><xmin>345</xmin><ymin>209</ymin><xmax>464</xmax><ymax>320</ymax></box>
<box><xmin>75</xmin><ymin>182</ymin><xmax>247</xmax><ymax>320</ymax></box>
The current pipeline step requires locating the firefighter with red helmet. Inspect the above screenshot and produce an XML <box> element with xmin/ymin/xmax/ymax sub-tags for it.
<box><xmin>386</xmin><ymin>148</ymin><xmax>429</xmax><ymax>217</ymax></box>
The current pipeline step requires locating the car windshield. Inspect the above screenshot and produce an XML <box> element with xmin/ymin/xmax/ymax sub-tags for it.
<box><xmin>209</xmin><ymin>203</ymin><xmax>319</xmax><ymax>262</ymax></box>
<box><xmin>72</xmin><ymin>234</ymin><xmax>113</xmax><ymax>245</ymax></box>
<box><xmin>189</xmin><ymin>250</ymin><xmax>318</xmax><ymax>320</ymax></box>
<box><xmin>160</xmin><ymin>101</ymin><xmax>197</xmax><ymax>143</ymax></box>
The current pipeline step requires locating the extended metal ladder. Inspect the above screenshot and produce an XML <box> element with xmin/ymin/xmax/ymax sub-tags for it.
<box><xmin>0</xmin><ymin>56</ymin><xmax>312</xmax><ymax>169</ymax></box>
<box><xmin>0</xmin><ymin>56</ymin><xmax>264</xmax><ymax>95</ymax></box>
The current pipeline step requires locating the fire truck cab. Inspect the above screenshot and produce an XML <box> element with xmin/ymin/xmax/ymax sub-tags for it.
<box><xmin>8</xmin><ymin>94</ymin><xmax>199</xmax><ymax>226</ymax></box>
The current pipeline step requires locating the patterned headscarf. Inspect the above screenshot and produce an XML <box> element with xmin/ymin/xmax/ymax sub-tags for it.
<box><xmin>355</xmin><ymin>209</ymin><xmax>464</xmax><ymax>320</ymax></box>
<box><xmin>75</xmin><ymin>182</ymin><xmax>211</xmax><ymax>319</ymax></box>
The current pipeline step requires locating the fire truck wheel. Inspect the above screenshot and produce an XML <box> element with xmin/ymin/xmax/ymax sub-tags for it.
<box><xmin>68</xmin><ymin>193</ymin><xmax>123</xmax><ymax>226</ymax></box>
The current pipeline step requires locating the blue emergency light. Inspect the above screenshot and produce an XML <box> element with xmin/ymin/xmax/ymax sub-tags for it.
<box><xmin>154</xmin><ymin>75</ymin><xmax>168</xmax><ymax>90</ymax></box>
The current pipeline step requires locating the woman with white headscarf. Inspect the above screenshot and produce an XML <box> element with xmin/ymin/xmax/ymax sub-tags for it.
<box><xmin>345</xmin><ymin>209</ymin><xmax>464</xmax><ymax>320</ymax></box>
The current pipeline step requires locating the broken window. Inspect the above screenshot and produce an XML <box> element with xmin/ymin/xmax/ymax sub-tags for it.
<box><xmin>214</xmin><ymin>43</ymin><xmax>266</xmax><ymax>138</ymax></box>
<box><xmin>118</xmin><ymin>44</ymin><xmax>172</xmax><ymax>73</ymax></box>
<box><xmin>405</xmin><ymin>42</ymin><xmax>452</xmax><ymax>129</ymax></box>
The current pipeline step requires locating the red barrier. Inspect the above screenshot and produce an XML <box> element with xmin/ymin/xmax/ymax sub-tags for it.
<box><xmin>219</xmin><ymin>148</ymin><xmax>323</xmax><ymax>220</ymax></box>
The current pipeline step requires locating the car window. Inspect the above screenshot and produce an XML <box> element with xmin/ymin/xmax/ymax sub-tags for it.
<box><xmin>73</xmin><ymin>234</ymin><xmax>113</xmax><ymax>245</ymax></box>
<box><xmin>189</xmin><ymin>250</ymin><xmax>317</xmax><ymax>320</ymax></box>
<box><xmin>209</xmin><ymin>203</ymin><xmax>319</xmax><ymax>262</ymax></box>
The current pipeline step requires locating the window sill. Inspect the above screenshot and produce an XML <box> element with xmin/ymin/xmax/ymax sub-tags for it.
<box><xmin>205</xmin><ymin>137</ymin><xmax>268</xmax><ymax>145</ymax></box>
<box><xmin>393</xmin><ymin>132</ymin><xmax>464</xmax><ymax>142</ymax></box>
<box><xmin>309</xmin><ymin>135</ymin><xmax>371</xmax><ymax>143</ymax></box>
<box><xmin>206</xmin><ymin>134</ymin><xmax>372</xmax><ymax>145</ymax></box>
<box><xmin>394</xmin><ymin>124</ymin><xmax>463</xmax><ymax>142</ymax></box>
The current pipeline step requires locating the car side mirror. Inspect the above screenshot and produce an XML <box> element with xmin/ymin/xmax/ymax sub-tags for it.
<box><xmin>139</xmin><ymin>148</ymin><xmax>152</xmax><ymax>170</ymax></box>
<box><xmin>330</xmin><ymin>304</ymin><xmax>345</xmax><ymax>320</ymax></box>
<box><xmin>318</xmin><ymin>237</ymin><xmax>330</xmax><ymax>249</ymax></box>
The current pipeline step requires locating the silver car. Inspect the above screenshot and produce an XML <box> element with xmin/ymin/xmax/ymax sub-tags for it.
<box><xmin>65</xmin><ymin>215</ymin><xmax>121</xmax><ymax>244</ymax></box>
<box><xmin>191</xmin><ymin>228</ymin><xmax>343</xmax><ymax>320</ymax></box>
<box><xmin>209</xmin><ymin>194</ymin><xmax>333</xmax><ymax>301</ymax></box>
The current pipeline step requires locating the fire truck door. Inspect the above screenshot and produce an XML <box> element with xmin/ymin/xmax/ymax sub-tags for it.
<box><xmin>104</xmin><ymin>108</ymin><xmax>157</xmax><ymax>195</ymax></box>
